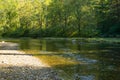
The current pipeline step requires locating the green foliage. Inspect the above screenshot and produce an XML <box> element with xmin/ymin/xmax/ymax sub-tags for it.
<box><xmin>94</xmin><ymin>0</ymin><xmax>120</xmax><ymax>37</ymax></box>
<box><xmin>0</xmin><ymin>0</ymin><xmax>119</xmax><ymax>38</ymax></box>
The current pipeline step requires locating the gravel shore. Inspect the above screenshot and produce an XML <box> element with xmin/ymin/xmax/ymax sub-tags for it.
<box><xmin>0</xmin><ymin>50</ymin><xmax>62</xmax><ymax>80</ymax></box>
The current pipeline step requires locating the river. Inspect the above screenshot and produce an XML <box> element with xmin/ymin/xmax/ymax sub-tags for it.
<box><xmin>1</xmin><ymin>38</ymin><xmax>120</xmax><ymax>80</ymax></box>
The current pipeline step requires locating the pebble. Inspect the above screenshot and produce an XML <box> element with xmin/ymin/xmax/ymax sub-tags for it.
<box><xmin>0</xmin><ymin>50</ymin><xmax>62</xmax><ymax>80</ymax></box>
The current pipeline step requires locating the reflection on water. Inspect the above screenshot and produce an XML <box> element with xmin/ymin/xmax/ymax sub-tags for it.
<box><xmin>79</xmin><ymin>75</ymin><xmax>95</xmax><ymax>80</ymax></box>
<box><xmin>3</xmin><ymin>39</ymin><xmax>120</xmax><ymax>80</ymax></box>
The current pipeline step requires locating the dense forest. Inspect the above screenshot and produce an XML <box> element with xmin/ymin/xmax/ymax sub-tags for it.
<box><xmin>0</xmin><ymin>0</ymin><xmax>119</xmax><ymax>38</ymax></box>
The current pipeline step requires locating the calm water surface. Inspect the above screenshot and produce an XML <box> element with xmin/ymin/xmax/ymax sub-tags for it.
<box><xmin>2</xmin><ymin>38</ymin><xmax>120</xmax><ymax>80</ymax></box>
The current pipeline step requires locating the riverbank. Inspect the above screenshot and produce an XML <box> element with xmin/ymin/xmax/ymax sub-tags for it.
<box><xmin>1</xmin><ymin>37</ymin><xmax>120</xmax><ymax>43</ymax></box>
<box><xmin>0</xmin><ymin>50</ymin><xmax>62</xmax><ymax>80</ymax></box>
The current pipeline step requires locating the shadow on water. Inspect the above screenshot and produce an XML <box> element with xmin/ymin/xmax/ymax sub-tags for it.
<box><xmin>53</xmin><ymin>64</ymin><xmax>120</xmax><ymax>80</ymax></box>
<box><xmin>1</xmin><ymin>38</ymin><xmax>120</xmax><ymax>80</ymax></box>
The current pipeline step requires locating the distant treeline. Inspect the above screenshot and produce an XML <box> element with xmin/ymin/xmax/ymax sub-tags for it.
<box><xmin>0</xmin><ymin>0</ymin><xmax>120</xmax><ymax>38</ymax></box>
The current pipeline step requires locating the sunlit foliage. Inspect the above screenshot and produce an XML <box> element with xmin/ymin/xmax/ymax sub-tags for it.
<box><xmin>0</xmin><ymin>0</ymin><xmax>119</xmax><ymax>37</ymax></box>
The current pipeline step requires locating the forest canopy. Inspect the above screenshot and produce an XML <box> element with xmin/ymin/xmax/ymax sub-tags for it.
<box><xmin>0</xmin><ymin>0</ymin><xmax>119</xmax><ymax>38</ymax></box>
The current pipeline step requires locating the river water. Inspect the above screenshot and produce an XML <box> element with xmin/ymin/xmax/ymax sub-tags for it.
<box><xmin>1</xmin><ymin>38</ymin><xmax>120</xmax><ymax>80</ymax></box>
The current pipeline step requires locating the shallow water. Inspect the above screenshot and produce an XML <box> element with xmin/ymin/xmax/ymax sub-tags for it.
<box><xmin>1</xmin><ymin>38</ymin><xmax>120</xmax><ymax>80</ymax></box>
